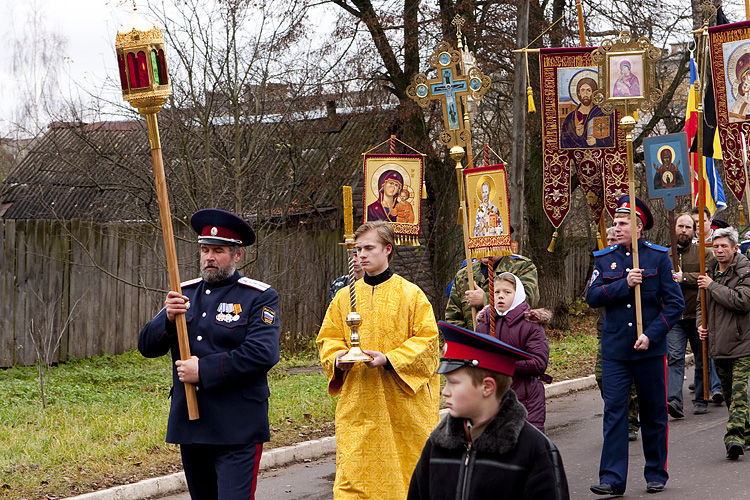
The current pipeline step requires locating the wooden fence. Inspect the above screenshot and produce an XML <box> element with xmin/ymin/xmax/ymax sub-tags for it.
<box><xmin>0</xmin><ymin>218</ymin><xmax>351</xmax><ymax>367</ymax></box>
<box><xmin>1</xmin><ymin>218</ymin><xmax>593</xmax><ymax>367</ymax></box>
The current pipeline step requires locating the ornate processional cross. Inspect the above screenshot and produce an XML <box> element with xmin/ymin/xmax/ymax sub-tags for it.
<box><xmin>406</xmin><ymin>15</ymin><xmax>490</xmax><ymax>149</ymax></box>
<box><xmin>431</xmin><ymin>68</ymin><xmax>468</xmax><ymax>131</ymax></box>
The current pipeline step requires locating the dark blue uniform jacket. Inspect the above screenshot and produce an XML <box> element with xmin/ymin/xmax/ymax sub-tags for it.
<box><xmin>139</xmin><ymin>271</ymin><xmax>280</xmax><ymax>445</ymax></box>
<box><xmin>586</xmin><ymin>239</ymin><xmax>685</xmax><ymax>361</ymax></box>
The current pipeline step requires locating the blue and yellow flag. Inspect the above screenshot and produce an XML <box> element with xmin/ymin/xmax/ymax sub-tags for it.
<box><xmin>686</xmin><ymin>39</ymin><xmax>727</xmax><ymax>216</ymax></box>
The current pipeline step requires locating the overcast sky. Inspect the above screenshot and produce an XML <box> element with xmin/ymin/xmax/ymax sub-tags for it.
<box><xmin>0</xmin><ymin>0</ymin><xmax>137</xmax><ymax>136</ymax></box>
<box><xmin>0</xmin><ymin>0</ymin><xmax>341</xmax><ymax>138</ymax></box>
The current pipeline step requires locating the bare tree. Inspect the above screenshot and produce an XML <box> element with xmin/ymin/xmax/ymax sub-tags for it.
<box><xmin>6</xmin><ymin>0</ymin><xmax>68</xmax><ymax>137</ymax></box>
<box><xmin>27</xmin><ymin>290</ymin><xmax>82</xmax><ymax>408</ymax></box>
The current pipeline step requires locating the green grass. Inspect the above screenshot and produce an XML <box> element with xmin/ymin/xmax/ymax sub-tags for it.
<box><xmin>0</xmin><ymin>319</ymin><xmax>597</xmax><ymax>499</ymax></box>
<box><xmin>0</xmin><ymin>351</ymin><xmax>333</xmax><ymax>499</ymax></box>
<box><xmin>546</xmin><ymin>314</ymin><xmax>599</xmax><ymax>382</ymax></box>
<box><xmin>0</xmin><ymin>352</ymin><xmax>178</xmax><ymax>498</ymax></box>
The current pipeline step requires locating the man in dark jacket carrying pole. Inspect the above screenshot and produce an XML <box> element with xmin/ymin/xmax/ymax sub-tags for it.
<box><xmin>666</xmin><ymin>213</ymin><xmax>710</xmax><ymax>417</ymax></box>
<box><xmin>139</xmin><ymin>209</ymin><xmax>280</xmax><ymax>499</ymax></box>
<box><xmin>586</xmin><ymin>196</ymin><xmax>684</xmax><ymax>496</ymax></box>
<box><xmin>697</xmin><ymin>227</ymin><xmax>750</xmax><ymax>460</ymax></box>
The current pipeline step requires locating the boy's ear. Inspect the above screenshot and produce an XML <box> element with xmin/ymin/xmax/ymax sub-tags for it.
<box><xmin>482</xmin><ymin>377</ymin><xmax>497</xmax><ymax>398</ymax></box>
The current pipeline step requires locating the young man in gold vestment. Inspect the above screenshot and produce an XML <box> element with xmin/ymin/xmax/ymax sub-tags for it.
<box><xmin>317</xmin><ymin>221</ymin><xmax>440</xmax><ymax>499</ymax></box>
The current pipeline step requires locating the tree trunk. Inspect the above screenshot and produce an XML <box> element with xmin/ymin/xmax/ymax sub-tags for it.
<box><xmin>511</xmin><ymin>0</ymin><xmax>529</xmax><ymax>252</ymax></box>
<box><xmin>525</xmin><ymin>0</ymin><xmax>570</xmax><ymax>330</ymax></box>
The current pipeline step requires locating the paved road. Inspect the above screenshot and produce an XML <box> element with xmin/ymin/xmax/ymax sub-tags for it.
<box><xmin>160</xmin><ymin>366</ymin><xmax>748</xmax><ymax>499</ymax></box>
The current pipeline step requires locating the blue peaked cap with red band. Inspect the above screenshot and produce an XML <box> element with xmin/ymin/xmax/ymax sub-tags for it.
<box><xmin>615</xmin><ymin>195</ymin><xmax>653</xmax><ymax>230</ymax></box>
<box><xmin>437</xmin><ymin>321</ymin><xmax>532</xmax><ymax>376</ymax></box>
<box><xmin>191</xmin><ymin>209</ymin><xmax>256</xmax><ymax>247</ymax></box>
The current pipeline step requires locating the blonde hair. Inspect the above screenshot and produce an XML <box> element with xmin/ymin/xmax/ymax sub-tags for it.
<box><xmin>355</xmin><ymin>221</ymin><xmax>395</xmax><ymax>262</ymax></box>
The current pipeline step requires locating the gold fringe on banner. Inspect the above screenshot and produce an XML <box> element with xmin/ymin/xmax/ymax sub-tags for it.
<box><xmin>395</xmin><ymin>235</ymin><xmax>421</xmax><ymax>247</ymax></box>
<box><xmin>547</xmin><ymin>231</ymin><xmax>558</xmax><ymax>253</ymax></box>
<box><xmin>596</xmin><ymin>230</ymin><xmax>604</xmax><ymax>250</ymax></box>
<box><xmin>468</xmin><ymin>247</ymin><xmax>514</xmax><ymax>259</ymax></box>
<box><xmin>741</xmin><ymin>205</ymin><xmax>746</xmax><ymax>226</ymax></box>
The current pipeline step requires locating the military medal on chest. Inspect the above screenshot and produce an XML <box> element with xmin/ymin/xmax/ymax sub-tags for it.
<box><xmin>217</xmin><ymin>302</ymin><xmax>241</xmax><ymax>322</ymax></box>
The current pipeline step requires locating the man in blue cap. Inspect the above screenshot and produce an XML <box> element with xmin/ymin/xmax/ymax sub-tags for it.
<box><xmin>586</xmin><ymin>196</ymin><xmax>684</xmax><ymax>496</ymax></box>
<box><xmin>139</xmin><ymin>209</ymin><xmax>280</xmax><ymax>500</ymax></box>
<box><xmin>407</xmin><ymin>321</ymin><xmax>569</xmax><ymax>500</ymax></box>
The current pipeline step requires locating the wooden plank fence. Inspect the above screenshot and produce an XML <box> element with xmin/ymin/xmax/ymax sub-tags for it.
<box><xmin>0</xmin><ymin>218</ymin><xmax>358</xmax><ymax>367</ymax></box>
<box><xmin>1</xmin><ymin>218</ymin><xmax>594</xmax><ymax>367</ymax></box>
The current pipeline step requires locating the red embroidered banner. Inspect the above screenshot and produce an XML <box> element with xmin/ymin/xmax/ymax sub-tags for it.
<box><xmin>540</xmin><ymin>47</ymin><xmax>628</xmax><ymax>228</ymax></box>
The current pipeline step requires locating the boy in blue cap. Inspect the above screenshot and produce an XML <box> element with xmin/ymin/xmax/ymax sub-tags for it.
<box><xmin>407</xmin><ymin>321</ymin><xmax>570</xmax><ymax>500</ymax></box>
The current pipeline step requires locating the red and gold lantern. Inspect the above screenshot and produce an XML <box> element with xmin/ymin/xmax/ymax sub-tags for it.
<box><xmin>115</xmin><ymin>5</ymin><xmax>198</xmax><ymax>419</ymax></box>
<box><xmin>115</xmin><ymin>6</ymin><xmax>171</xmax><ymax>114</ymax></box>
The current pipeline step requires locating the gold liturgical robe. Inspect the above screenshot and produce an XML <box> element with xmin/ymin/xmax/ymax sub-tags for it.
<box><xmin>317</xmin><ymin>274</ymin><xmax>440</xmax><ymax>500</ymax></box>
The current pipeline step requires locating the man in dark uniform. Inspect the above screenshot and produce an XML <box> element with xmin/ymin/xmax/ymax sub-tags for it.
<box><xmin>139</xmin><ymin>209</ymin><xmax>280</xmax><ymax>500</ymax></box>
<box><xmin>586</xmin><ymin>196</ymin><xmax>684</xmax><ymax>496</ymax></box>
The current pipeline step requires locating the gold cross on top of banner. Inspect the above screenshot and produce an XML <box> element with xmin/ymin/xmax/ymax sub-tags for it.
<box><xmin>452</xmin><ymin>14</ymin><xmax>466</xmax><ymax>36</ymax></box>
<box><xmin>406</xmin><ymin>18</ymin><xmax>491</xmax><ymax>149</ymax></box>
<box><xmin>698</xmin><ymin>0</ymin><xmax>718</xmax><ymax>24</ymax></box>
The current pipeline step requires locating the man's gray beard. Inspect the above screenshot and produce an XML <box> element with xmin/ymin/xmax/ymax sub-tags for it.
<box><xmin>201</xmin><ymin>264</ymin><xmax>234</xmax><ymax>284</ymax></box>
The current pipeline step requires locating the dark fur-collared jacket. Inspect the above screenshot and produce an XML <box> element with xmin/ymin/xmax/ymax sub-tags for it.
<box><xmin>407</xmin><ymin>390</ymin><xmax>570</xmax><ymax>500</ymax></box>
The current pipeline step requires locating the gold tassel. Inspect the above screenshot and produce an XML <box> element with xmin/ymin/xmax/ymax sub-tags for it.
<box><xmin>527</xmin><ymin>86</ymin><xmax>536</xmax><ymax>114</ymax></box>
<box><xmin>596</xmin><ymin>230</ymin><xmax>604</xmax><ymax>250</ymax></box>
<box><xmin>633</xmin><ymin>109</ymin><xmax>639</xmax><ymax>121</ymax></box>
<box><xmin>547</xmin><ymin>231</ymin><xmax>558</xmax><ymax>253</ymax></box>
<box><xmin>741</xmin><ymin>205</ymin><xmax>746</xmax><ymax>226</ymax></box>
<box><xmin>525</xmin><ymin>50</ymin><xmax>536</xmax><ymax>114</ymax></box>
<box><xmin>422</xmin><ymin>181</ymin><xmax>428</xmax><ymax>199</ymax></box>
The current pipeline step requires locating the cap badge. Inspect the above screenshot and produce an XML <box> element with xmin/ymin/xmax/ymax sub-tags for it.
<box><xmin>210</xmin><ymin>227</ymin><xmax>218</xmax><ymax>236</ymax></box>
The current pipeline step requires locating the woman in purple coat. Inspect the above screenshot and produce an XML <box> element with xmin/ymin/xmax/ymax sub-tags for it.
<box><xmin>477</xmin><ymin>272</ymin><xmax>552</xmax><ymax>432</ymax></box>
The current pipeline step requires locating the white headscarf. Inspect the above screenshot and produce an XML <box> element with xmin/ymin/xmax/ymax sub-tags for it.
<box><xmin>494</xmin><ymin>272</ymin><xmax>526</xmax><ymax>316</ymax></box>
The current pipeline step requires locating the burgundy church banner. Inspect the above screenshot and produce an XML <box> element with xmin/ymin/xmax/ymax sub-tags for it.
<box><xmin>464</xmin><ymin>164</ymin><xmax>512</xmax><ymax>258</ymax></box>
<box><xmin>363</xmin><ymin>153</ymin><xmax>425</xmax><ymax>245</ymax></box>
<box><xmin>709</xmin><ymin>20</ymin><xmax>750</xmax><ymax>204</ymax></box>
<box><xmin>539</xmin><ymin>47</ymin><xmax>629</xmax><ymax>232</ymax></box>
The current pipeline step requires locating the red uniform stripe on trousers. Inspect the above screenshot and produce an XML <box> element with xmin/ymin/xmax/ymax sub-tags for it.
<box><xmin>250</xmin><ymin>443</ymin><xmax>263</xmax><ymax>500</ymax></box>
<box><xmin>662</xmin><ymin>354</ymin><xmax>669</xmax><ymax>472</ymax></box>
